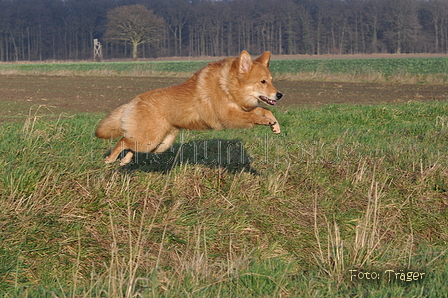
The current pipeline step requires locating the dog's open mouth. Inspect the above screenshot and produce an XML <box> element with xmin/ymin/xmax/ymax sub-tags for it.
<box><xmin>259</xmin><ymin>96</ymin><xmax>277</xmax><ymax>106</ymax></box>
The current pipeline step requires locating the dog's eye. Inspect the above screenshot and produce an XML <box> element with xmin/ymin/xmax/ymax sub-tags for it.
<box><xmin>261</xmin><ymin>80</ymin><xmax>266</xmax><ymax>84</ymax></box>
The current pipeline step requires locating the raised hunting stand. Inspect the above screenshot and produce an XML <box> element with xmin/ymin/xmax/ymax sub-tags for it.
<box><xmin>93</xmin><ymin>39</ymin><xmax>102</xmax><ymax>61</ymax></box>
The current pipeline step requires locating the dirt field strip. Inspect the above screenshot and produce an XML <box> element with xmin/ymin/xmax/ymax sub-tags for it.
<box><xmin>1</xmin><ymin>75</ymin><xmax>447</xmax><ymax>122</ymax></box>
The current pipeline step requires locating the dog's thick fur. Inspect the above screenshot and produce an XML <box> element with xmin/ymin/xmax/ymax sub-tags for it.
<box><xmin>95</xmin><ymin>50</ymin><xmax>282</xmax><ymax>165</ymax></box>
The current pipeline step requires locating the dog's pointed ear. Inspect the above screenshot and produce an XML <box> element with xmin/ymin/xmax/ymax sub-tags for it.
<box><xmin>238</xmin><ymin>50</ymin><xmax>253</xmax><ymax>73</ymax></box>
<box><xmin>255</xmin><ymin>51</ymin><xmax>271</xmax><ymax>67</ymax></box>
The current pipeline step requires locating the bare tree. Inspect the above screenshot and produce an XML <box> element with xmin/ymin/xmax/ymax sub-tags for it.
<box><xmin>424</xmin><ymin>0</ymin><xmax>448</xmax><ymax>53</ymax></box>
<box><xmin>161</xmin><ymin>0</ymin><xmax>191</xmax><ymax>56</ymax></box>
<box><xmin>105</xmin><ymin>4</ymin><xmax>164</xmax><ymax>60</ymax></box>
<box><xmin>1</xmin><ymin>0</ymin><xmax>448</xmax><ymax>61</ymax></box>
<box><xmin>383</xmin><ymin>0</ymin><xmax>421</xmax><ymax>53</ymax></box>
<box><xmin>364</xmin><ymin>0</ymin><xmax>383</xmax><ymax>53</ymax></box>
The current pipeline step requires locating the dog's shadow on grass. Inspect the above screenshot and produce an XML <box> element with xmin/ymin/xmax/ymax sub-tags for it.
<box><xmin>114</xmin><ymin>138</ymin><xmax>257</xmax><ymax>174</ymax></box>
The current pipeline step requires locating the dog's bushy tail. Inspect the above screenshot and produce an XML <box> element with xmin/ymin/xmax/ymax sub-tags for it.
<box><xmin>95</xmin><ymin>104</ymin><xmax>128</xmax><ymax>139</ymax></box>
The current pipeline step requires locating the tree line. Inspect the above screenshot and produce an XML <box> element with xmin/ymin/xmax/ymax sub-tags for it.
<box><xmin>1</xmin><ymin>0</ymin><xmax>447</xmax><ymax>62</ymax></box>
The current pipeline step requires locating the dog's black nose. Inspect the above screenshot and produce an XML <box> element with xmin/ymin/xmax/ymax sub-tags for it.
<box><xmin>276</xmin><ymin>92</ymin><xmax>283</xmax><ymax>100</ymax></box>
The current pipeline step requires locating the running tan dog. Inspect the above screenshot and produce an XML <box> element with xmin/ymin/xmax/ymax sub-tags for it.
<box><xmin>95</xmin><ymin>50</ymin><xmax>282</xmax><ymax>165</ymax></box>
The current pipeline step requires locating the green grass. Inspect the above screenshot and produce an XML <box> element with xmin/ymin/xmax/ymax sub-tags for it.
<box><xmin>15</xmin><ymin>60</ymin><xmax>206</xmax><ymax>73</ymax></box>
<box><xmin>271</xmin><ymin>57</ymin><xmax>448</xmax><ymax>76</ymax></box>
<box><xmin>1</xmin><ymin>57</ymin><xmax>447</xmax><ymax>83</ymax></box>
<box><xmin>1</xmin><ymin>101</ymin><xmax>447</xmax><ymax>297</ymax></box>
<box><xmin>0</xmin><ymin>61</ymin><xmax>209</xmax><ymax>77</ymax></box>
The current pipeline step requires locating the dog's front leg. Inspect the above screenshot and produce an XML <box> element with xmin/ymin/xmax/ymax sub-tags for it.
<box><xmin>222</xmin><ymin>106</ymin><xmax>281</xmax><ymax>133</ymax></box>
<box><xmin>249</xmin><ymin>107</ymin><xmax>281</xmax><ymax>134</ymax></box>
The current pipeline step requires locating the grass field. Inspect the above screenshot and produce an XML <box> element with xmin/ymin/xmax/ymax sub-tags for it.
<box><xmin>1</xmin><ymin>56</ymin><xmax>448</xmax><ymax>83</ymax></box>
<box><xmin>0</xmin><ymin>58</ymin><xmax>447</xmax><ymax>297</ymax></box>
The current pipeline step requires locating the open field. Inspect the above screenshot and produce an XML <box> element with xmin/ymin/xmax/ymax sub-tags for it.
<box><xmin>0</xmin><ymin>58</ymin><xmax>447</xmax><ymax>297</ymax></box>
<box><xmin>1</xmin><ymin>76</ymin><xmax>447</xmax><ymax>123</ymax></box>
<box><xmin>1</xmin><ymin>55</ymin><xmax>447</xmax><ymax>83</ymax></box>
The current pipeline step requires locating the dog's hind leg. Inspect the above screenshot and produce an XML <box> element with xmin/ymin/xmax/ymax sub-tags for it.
<box><xmin>119</xmin><ymin>151</ymin><xmax>134</xmax><ymax>166</ymax></box>
<box><xmin>104</xmin><ymin>128</ymin><xmax>179</xmax><ymax>165</ymax></box>
<box><xmin>105</xmin><ymin>137</ymin><xmax>132</xmax><ymax>164</ymax></box>
<box><xmin>152</xmin><ymin>129</ymin><xmax>180</xmax><ymax>153</ymax></box>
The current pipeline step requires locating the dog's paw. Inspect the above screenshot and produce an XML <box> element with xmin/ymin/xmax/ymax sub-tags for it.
<box><xmin>260</xmin><ymin>118</ymin><xmax>276</xmax><ymax>126</ymax></box>
<box><xmin>119</xmin><ymin>151</ymin><xmax>134</xmax><ymax>166</ymax></box>
<box><xmin>271</xmin><ymin>122</ymin><xmax>281</xmax><ymax>134</ymax></box>
<box><xmin>119</xmin><ymin>160</ymin><xmax>130</xmax><ymax>166</ymax></box>
<box><xmin>104</xmin><ymin>156</ymin><xmax>116</xmax><ymax>164</ymax></box>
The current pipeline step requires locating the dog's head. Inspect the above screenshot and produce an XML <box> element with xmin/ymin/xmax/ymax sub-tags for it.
<box><xmin>236</xmin><ymin>51</ymin><xmax>283</xmax><ymax>107</ymax></box>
